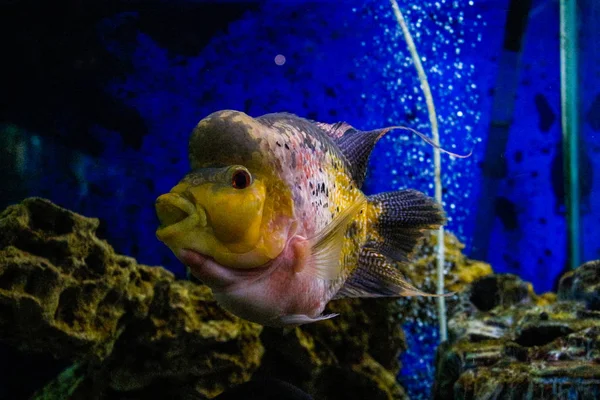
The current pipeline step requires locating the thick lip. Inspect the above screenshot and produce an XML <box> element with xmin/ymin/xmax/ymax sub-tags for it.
<box><xmin>155</xmin><ymin>193</ymin><xmax>205</xmax><ymax>241</ymax></box>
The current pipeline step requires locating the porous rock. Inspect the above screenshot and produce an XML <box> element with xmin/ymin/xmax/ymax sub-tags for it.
<box><xmin>255</xmin><ymin>295</ymin><xmax>409</xmax><ymax>399</ymax></box>
<box><xmin>558</xmin><ymin>260</ymin><xmax>600</xmax><ymax>310</ymax></box>
<box><xmin>396</xmin><ymin>231</ymin><xmax>493</xmax><ymax>324</ymax></box>
<box><xmin>434</xmin><ymin>271</ymin><xmax>600</xmax><ymax>400</ymax></box>
<box><xmin>0</xmin><ymin>198</ymin><xmax>413</xmax><ymax>400</ymax></box>
<box><xmin>1</xmin><ymin>198</ymin><xmax>487</xmax><ymax>400</ymax></box>
<box><xmin>0</xmin><ymin>198</ymin><xmax>263</xmax><ymax>399</ymax></box>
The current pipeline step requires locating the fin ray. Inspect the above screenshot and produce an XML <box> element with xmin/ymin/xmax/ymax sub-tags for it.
<box><xmin>313</xmin><ymin>121</ymin><xmax>472</xmax><ymax>188</ymax></box>
<box><xmin>367</xmin><ymin>189</ymin><xmax>445</xmax><ymax>261</ymax></box>
<box><xmin>334</xmin><ymin>189</ymin><xmax>448</xmax><ymax>299</ymax></box>
<box><xmin>334</xmin><ymin>248</ymin><xmax>453</xmax><ymax>299</ymax></box>
<box><xmin>303</xmin><ymin>195</ymin><xmax>367</xmax><ymax>280</ymax></box>
<box><xmin>278</xmin><ymin>313</ymin><xmax>339</xmax><ymax>326</ymax></box>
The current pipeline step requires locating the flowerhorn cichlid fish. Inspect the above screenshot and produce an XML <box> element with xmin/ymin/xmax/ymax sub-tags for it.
<box><xmin>155</xmin><ymin>110</ymin><xmax>450</xmax><ymax>327</ymax></box>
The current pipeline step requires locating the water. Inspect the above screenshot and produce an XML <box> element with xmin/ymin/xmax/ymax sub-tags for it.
<box><xmin>0</xmin><ymin>0</ymin><xmax>598</xmax><ymax>399</ymax></box>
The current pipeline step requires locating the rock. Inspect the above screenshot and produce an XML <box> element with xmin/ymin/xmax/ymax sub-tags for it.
<box><xmin>433</xmin><ymin>271</ymin><xmax>600</xmax><ymax>400</ymax></box>
<box><xmin>558</xmin><ymin>260</ymin><xmax>600</xmax><ymax>310</ymax></box>
<box><xmin>395</xmin><ymin>231</ymin><xmax>493</xmax><ymax>324</ymax></box>
<box><xmin>0</xmin><ymin>198</ymin><xmax>264</xmax><ymax>399</ymax></box>
<box><xmin>0</xmin><ymin>198</ymin><xmax>411</xmax><ymax>399</ymax></box>
<box><xmin>256</xmin><ymin>297</ymin><xmax>409</xmax><ymax>400</ymax></box>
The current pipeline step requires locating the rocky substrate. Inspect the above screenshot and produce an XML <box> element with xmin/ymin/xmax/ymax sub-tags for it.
<box><xmin>433</xmin><ymin>263</ymin><xmax>600</xmax><ymax>400</ymax></box>
<box><xmin>0</xmin><ymin>198</ymin><xmax>263</xmax><ymax>399</ymax></box>
<box><xmin>0</xmin><ymin>198</ymin><xmax>422</xmax><ymax>399</ymax></box>
<box><xmin>0</xmin><ymin>198</ymin><xmax>499</xmax><ymax>399</ymax></box>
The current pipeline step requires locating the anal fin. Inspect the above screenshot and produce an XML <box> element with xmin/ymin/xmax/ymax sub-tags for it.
<box><xmin>334</xmin><ymin>248</ymin><xmax>453</xmax><ymax>299</ymax></box>
<box><xmin>278</xmin><ymin>313</ymin><xmax>339</xmax><ymax>326</ymax></box>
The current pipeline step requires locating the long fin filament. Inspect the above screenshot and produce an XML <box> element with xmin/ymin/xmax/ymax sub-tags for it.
<box><xmin>389</xmin><ymin>125</ymin><xmax>473</xmax><ymax>159</ymax></box>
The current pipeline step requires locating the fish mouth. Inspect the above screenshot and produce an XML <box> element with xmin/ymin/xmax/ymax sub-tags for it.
<box><xmin>155</xmin><ymin>193</ymin><xmax>206</xmax><ymax>241</ymax></box>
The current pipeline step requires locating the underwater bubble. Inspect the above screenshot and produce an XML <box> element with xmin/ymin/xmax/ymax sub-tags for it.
<box><xmin>274</xmin><ymin>54</ymin><xmax>286</xmax><ymax>65</ymax></box>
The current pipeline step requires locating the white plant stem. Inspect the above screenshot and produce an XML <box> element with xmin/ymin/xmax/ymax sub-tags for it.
<box><xmin>390</xmin><ymin>0</ymin><xmax>448</xmax><ymax>341</ymax></box>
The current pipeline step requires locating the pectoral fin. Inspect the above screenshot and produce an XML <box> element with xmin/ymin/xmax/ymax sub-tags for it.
<box><xmin>301</xmin><ymin>195</ymin><xmax>367</xmax><ymax>280</ymax></box>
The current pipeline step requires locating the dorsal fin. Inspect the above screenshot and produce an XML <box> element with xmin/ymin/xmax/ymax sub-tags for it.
<box><xmin>314</xmin><ymin>121</ymin><xmax>355</xmax><ymax>139</ymax></box>
<box><xmin>313</xmin><ymin>119</ymin><xmax>473</xmax><ymax>188</ymax></box>
<box><xmin>333</xmin><ymin>127</ymin><xmax>393</xmax><ymax>188</ymax></box>
<box><xmin>312</xmin><ymin>120</ymin><xmax>392</xmax><ymax>188</ymax></box>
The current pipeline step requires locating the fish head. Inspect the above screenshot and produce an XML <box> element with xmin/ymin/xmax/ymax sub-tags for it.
<box><xmin>155</xmin><ymin>110</ymin><xmax>295</xmax><ymax>271</ymax></box>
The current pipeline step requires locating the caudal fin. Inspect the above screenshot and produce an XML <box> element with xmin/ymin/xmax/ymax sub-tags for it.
<box><xmin>366</xmin><ymin>189</ymin><xmax>445</xmax><ymax>261</ymax></box>
<box><xmin>334</xmin><ymin>189</ymin><xmax>447</xmax><ymax>299</ymax></box>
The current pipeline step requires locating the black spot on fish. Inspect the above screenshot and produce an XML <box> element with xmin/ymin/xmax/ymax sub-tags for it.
<box><xmin>309</xmin><ymin>182</ymin><xmax>313</xmax><ymax>189</ymax></box>
<box><xmin>534</xmin><ymin>93</ymin><xmax>556</xmax><ymax>132</ymax></box>
<box><xmin>276</xmin><ymin>141</ymin><xmax>282</xmax><ymax>147</ymax></box>
<box><xmin>585</xmin><ymin>93</ymin><xmax>600</xmax><ymax>131</ymax></box>
<box><xmin>285</xmin><ymin>143</ymin><xmax>290</xmax><ymax>150</ymax></box>
<box><xmin>346</xmin><ymin>221</ymin><xmax>359</xmax><ymax>238</ymax></box>
<box><xmin>303</xmin><ymin>136</ymin><xmax>316</xmax><ymax>151</ymax></box>
<box><xmin>291</xmin><ymin>152</ymin><xmax>296</xmax><ymax>168</ymax></box>
<box><xmin>495</xmin><ymin>196</ymin><xmax>518</xmax><ymax>231</ymax></box>
<box><xmin>325</xmin><ymin>188</ymin><xmax>329</xmax><ymax>197</ymax></box>
<box><xmin>321</xmin><ymin>183</ymin><xmax>325</xmax><ymax>193</ymax></box>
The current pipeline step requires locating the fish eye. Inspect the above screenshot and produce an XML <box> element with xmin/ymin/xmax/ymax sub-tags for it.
<box><xmin>231</xmin><ymin>168</ymin><xmax>252</xmax><ymax>189</ymax></box>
